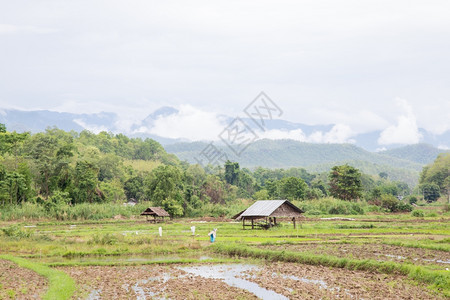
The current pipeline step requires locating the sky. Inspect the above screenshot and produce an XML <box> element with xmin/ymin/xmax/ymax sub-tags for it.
<box><xmin>0</xmin><ymin>1</ymin><xmax>449</xmax><ymax>145</ymax></box>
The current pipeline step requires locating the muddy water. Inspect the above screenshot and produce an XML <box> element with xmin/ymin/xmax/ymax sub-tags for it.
<box><xmin>179</xmin><ymin>264</ymin><xmax>288</xmax><ymax>300</ymax></box>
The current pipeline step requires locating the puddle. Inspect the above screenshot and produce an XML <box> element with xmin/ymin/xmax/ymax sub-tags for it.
<box><xmin>383</xmin><ymin>254</ymin><xmax>450</xmax><ymax>264</ymax></box>
<box><xmin>123</xmin><ymin>274</ymin><xmax>171</xmax><ymax>300</ymax></box>
<box><xmin>179</xmin><ymin>264</ymin><xmax>289</xmax><ymax>300</ymax></box>
<box><xmin>86</xmin><ymin>288</ymin><xmax>101</xmax><ymax>300</ymax></box>
<box><xmin>278</xmin><ymin>273</ymin><xmax>329</xmax><ymax>290</ymax></box>
<box><xmin>384</xmin><ymin>254</ymin><xmax>407</xmax><ymax>260</ymax></box>
<box><xmin>422</xmin><ymin>258</ymin><xmax>450</xmax><ymax>264</ymax></box>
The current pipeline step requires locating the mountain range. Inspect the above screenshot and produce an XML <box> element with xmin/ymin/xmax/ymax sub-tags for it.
<box><xmin>1</xmin><ymin>107</ymin><xmax>449</xmax><ymax>152</ymax></box>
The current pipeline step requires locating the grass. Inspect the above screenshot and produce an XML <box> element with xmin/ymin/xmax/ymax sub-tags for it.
<box><xmin>0</xmin><ymin>254</ymin><xmax>76</xmax><ymax>300</ymax></box>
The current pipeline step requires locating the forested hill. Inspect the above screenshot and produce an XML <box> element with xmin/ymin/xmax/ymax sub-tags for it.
<box><xmin>165</xmin><ymin>140</ymin><xmax>446</xmax><ymax>186</ymax></box>
<box><xmin>165</xmin><ymin>139</ymin><xmax>429</xmax><ymax>169</ymax></box>
<box><xmin>379</xmin><ymin>143</ymin><xmax>449</xmax><ymax>164</ymax></box>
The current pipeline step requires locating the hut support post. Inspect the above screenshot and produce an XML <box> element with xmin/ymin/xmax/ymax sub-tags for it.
<box><xmin>274</xmin><ymin>217</ymin><xmax>277</xmax><ymax>226</ymax></box>
<box><xmin>243</xmin><ymin>218</ymin><xmax>245</xmax><ymax>230</ymax></box>
<box><xmin>251</xmin><ymin>218</ymin><xmax>254</xmax><ymax>229</ymax></box>
<box><xmin>292</xmin><ymin>217</ymin><xmax>296</xmax><ymax>229</ymax></box>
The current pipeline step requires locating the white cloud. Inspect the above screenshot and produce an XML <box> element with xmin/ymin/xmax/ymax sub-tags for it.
<box><xmin>73</xmin><ymin>119</ymin><xmax>108</xmax><ymax>134</ymax></box>
<box><xmin>258</xmin><ymin>124</ymin><xmax>355</xmax><ymax>144</ymax></box>
<box><xmin>378</xmin><ymin>98</ymin><xmax>422</xmax><ymax>145</ymax></box>
<box><xmin>258</xmin><ymin>129</ymin><xmax>307</xmax><ymax>141</ymax></box>
<box><xmin>308</xmin><ymin>124</ymin><xmax>356</xmax><ymax>144</ymax></box>
<box><xmin>140</xmin><ymin>105</ymin><xmax>226</xmax><ymax>141</ymax></box>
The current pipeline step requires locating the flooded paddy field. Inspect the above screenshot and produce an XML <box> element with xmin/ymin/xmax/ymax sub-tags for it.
<box><xmin>0</xmin><ymin>214</ymin><xmax>449</xmax><ymax>299</ymax></box>
<box><xmin>260</xmin><ymin>242</ymin><xmax>450</xmax><ymax>268</ymax></box>
<box><xmin>59</xmin><ymin>262</ymin><xmax>443</xmax><ymax>300</ymax></box>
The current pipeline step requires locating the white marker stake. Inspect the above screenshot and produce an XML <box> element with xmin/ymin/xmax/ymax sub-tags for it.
<box><xmin>191</xmin><ymin>226</ymin><xmax>196</xmax><ymax>235</ymax></box>
<box><xmin>159</xmin><ymin>227</ymin><xmax>162</xmax><ymax>237</ymax></box>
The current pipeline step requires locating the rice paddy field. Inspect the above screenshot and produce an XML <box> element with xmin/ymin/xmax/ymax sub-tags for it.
<box><xmin>1</xmin><ymin>210</ymin><xmax>449</xmax><ymax>299</ymax></box>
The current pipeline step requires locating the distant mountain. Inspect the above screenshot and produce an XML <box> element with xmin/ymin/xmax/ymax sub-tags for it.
<box><xmin>0</xmin><ymin>107</ymin><xmax>448</xmax><ymax>152</ymax></box>
<box><xmin>165</xmin><ymin>139</ymin><xmax>424</xmax><ymax>170</ymax></box>
<box><xmin>0</xmin><ymin>109</ymin><xmax>118</xmax><ymax>133</ymax></box>
<box><xmin>379</xmin><ymin>143</ymin><xmax>449</xmax><ymax>164</ymax></box>
<box><xmin>165</xmin><ymin>140</ymin><xmax>448</xmax><ymax>186</ymax></box>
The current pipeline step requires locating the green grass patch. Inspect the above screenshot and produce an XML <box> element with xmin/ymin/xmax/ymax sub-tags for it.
<box><xmin>0</xmin><ymin>255</ymin><xmax>76</xmax><ymax>300</ymax></box>
<box><xmin>46</xmin><ymin>257</ymin><xmax>238</xmax><ymax>267</ymax></box>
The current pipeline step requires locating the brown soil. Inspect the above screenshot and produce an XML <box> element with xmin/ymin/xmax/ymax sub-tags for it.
<box><xmin>239</xmin><ymin>262</ymin><xmax>445</xmax><ymax>299</ymax></box>
<box><xmin>59</xmin><ymin>265</ymin><xmax>258</xmax><ymax>299</ymax></box>
<box><xmin>59</xmin><ymin>262</ymin><xmax>444</xmax><ymax>299</ymax></box>
<box><xmin>260</xmin><ymin>243</ymin><xmax>450</xmax><ymax>267</ymax></box>
<box><xmin>0</xmin><ymin>259</ymin><xmax>48</xmax><ymax>300</ymax></box>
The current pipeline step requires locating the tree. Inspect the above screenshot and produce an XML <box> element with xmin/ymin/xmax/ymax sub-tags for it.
<box><xmin>252</xmin><ymin>189</ymin><xmax>269</xmax><ymax>200</ymax></box>
<box><xmin>420</xmin><ymin>153</ymin><xmax>449</xmax><ymax>201</ymax></box>
<box><xmin>329</xmin><ymin>165</ymin><xmax>362</xmax><ymax>201</ymax></box>
<box><xmin>145</xmin><ymin>165</ymin><xmax>182</xmax><ymax>205</ymax></box>
<box><xmin>124</xmin><ymin>176</ymin><xmax>145</xmax><ymax>200</ymax></box>
<box><xmin>72</xmin><ymin>161</ymin><xmax>102</xmax><ymax>203</ymax></box>
<box><xmin>420</xmin><ymin>182</ymin><xmax>440</xmax><ymax>202</ymax></box>
<box><xmin>224</xmin><ymin>161</ymin><xmax>240</xmax><ymax>185</ymax></box>
<box><xmin>279</xmin><ymin>177</ymin><xmax>307</xmax><ymax>200</ymax></box>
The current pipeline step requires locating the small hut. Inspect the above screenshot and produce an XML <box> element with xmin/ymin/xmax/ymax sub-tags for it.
<box><xmin>141</xmin><ymin>207</ymin><xmax>170</xmax><ymax>223</ymax></box>
<box><xmin>234</xmin><ymin>200</ymin><xmax>303</xmax><ymax>229</ymax></box>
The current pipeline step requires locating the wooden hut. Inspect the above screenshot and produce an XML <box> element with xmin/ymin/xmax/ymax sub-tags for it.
<box><xmin>141</xmin><ymin>207</ymin><xmax>170</xmax><ymax>223</ymax></box>
<box><xmin>234</xmin><ymin>200</ymin><xmax>304</xmax><ymax>229</ymax></box>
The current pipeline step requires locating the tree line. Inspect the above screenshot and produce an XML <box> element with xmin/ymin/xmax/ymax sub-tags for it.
<box><xmin>1</xmin><ymin>124</ymin><xmax>447</xmax><ymax>217</ymax></box>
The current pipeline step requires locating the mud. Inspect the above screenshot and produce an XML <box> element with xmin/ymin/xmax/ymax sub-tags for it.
<box><xmin>59</xmin><ymin>265</ymin><xmax>258</xmax><ymax>299</ymax></box>
<box><xmin>59</xmin><ymin>262</ymin><xmax>444</xmax><ymax>299</ymax></box>
<box><xmin>260</xmin><ymin>243</ymin><xmax>450</xmax><ymax>267</ymax></box>
<box><xmin>239</xmin><ymin>262</ymin><xmax>444</xmax><ymax>299</ymax></box>
<box><xmin>0</xmin><ymin>259</ymin><xmax>48</xmax><ymax>300</ymax></box>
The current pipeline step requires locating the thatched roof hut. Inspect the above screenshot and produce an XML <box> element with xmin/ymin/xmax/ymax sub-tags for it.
<box><xmin>141</xmin><ymin>207</ymin><xmax>170</xmax><ymax>222</ymax></box>
<box><xmin>234</xmin><ymin>200</ymin><xmax>304</xmax><ymax>229</ymax></box>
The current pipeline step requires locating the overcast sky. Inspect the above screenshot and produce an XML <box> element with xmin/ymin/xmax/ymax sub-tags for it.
<box><xmin>1</xmin><ymin>1</ymin><xmax>449</xmax><ymax>145</ymax></box>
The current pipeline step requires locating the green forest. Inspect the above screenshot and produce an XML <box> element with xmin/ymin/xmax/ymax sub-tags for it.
<box><xmin>0</xmin><ymin>124</ymin><xmax>449</xmax><ymax>221</ymax></box>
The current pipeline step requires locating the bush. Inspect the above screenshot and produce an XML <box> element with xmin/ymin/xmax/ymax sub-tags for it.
<box><xmin>1</xmin><ymin>225</ymin><xmax>33</xmax><ymax>239</ymax></box>
<box><xmin>295</xmin><ymin>197</ymin><xmax>366</xmax><ymax>215</ymax></box>
<box><xmin>380</xmin><ymin>194</ymin><xmax>399</xmax><ymax>212</ymax></box>
<box><xmin>408</xmin><ymin>196</ymin><xmax>418</xmax><ymax>205</ymax></box>
<box><xmin>396</xmin><ymin>202</ymin><xmax>413</xmax><ymax>212</ymax></box>
<box><xmin>411</xmin><ymin>210</ymin><xmax>425</xmax><ymax>217</ymax></box>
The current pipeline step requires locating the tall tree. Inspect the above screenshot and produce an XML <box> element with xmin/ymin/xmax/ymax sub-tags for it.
<box><xmin>420</xmin><ymin>153</ymin><xmax>449</xmax><ymax>201</ymax></box>
<box><xmin>224</xmin><ymin>161</ymin><xmax>240</xmax><ymax>185</ymax></box>
<box><xmin>329</xmin><ymin>165</ymin><xmax>362</xmax><ymax>201</ymax></box>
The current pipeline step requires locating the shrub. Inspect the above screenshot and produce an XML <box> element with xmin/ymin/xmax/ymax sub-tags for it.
<box><xmin>396</xmin><ymin>202</ymin><xmax>413</xmax><ymax>212</ymax></box>
<box><xmin>295</xmin><ymin>197</ymin><xmax>366</xmax><ymax>215</ymax></box>
<box><xmin>411</xmin><ymin>210</ymin><xmax>425</xmax><ymax>217</ymax></box>
<box><xmin>408</xmin><ymin>196</ymin><xmax>418</xmax><ymax>205</ymax></box>
<box><xmin>1</xmin><ymin>225</ymin><xmax>33</xmax><ymax>239</ymax></box>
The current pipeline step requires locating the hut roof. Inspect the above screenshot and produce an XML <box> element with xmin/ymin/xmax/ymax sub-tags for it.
<box><xmin>140</xmin><ymin>207</ymin><xmax>170</xmax><ymax>217</ymax></box>
<box><xmin>235</xmin><ymin>200</ymin><xmax>303</xmax><ymax>220</ymax></box>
